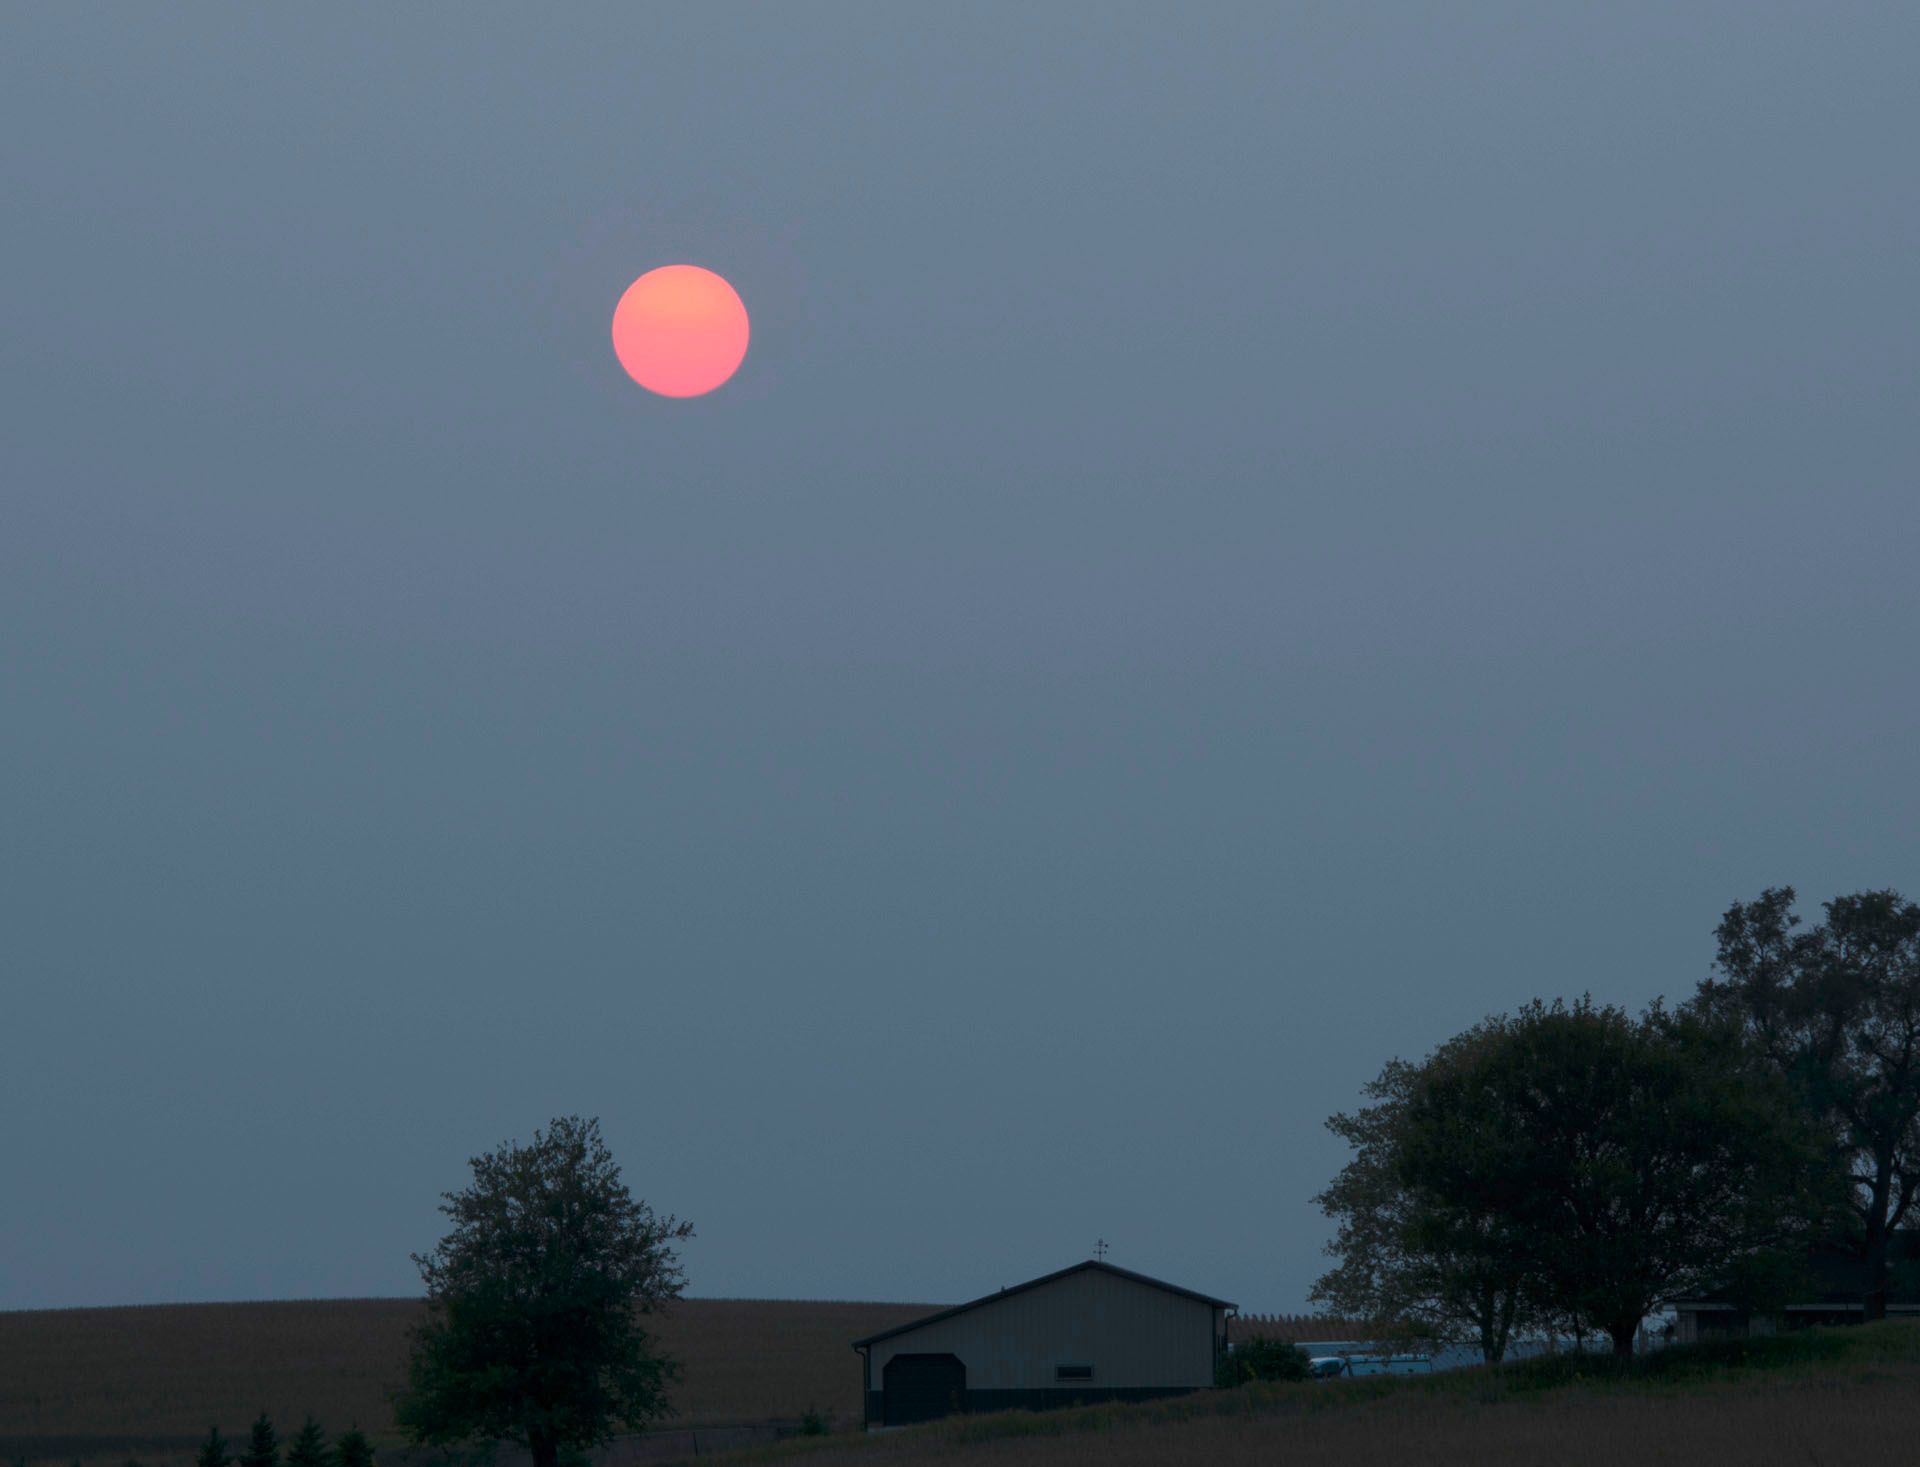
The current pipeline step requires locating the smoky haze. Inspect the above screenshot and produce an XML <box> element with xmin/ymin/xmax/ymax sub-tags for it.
<box><xmin>2</xmin><ymin>3</ymin><xmax>1916</xmax><ymax>1312</ymax></box>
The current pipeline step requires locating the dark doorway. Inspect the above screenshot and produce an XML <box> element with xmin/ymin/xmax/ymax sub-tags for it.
<box><xmin>883</xmin><ymin>1352</ymin><xmax>967</xmax><ymax>1424</ymax></box>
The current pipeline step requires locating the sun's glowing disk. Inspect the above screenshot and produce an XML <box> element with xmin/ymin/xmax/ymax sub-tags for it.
<box><xmin>611</xmin><ymin>265</ymin><xmax>750</xmax><ymax>398</ymax></box>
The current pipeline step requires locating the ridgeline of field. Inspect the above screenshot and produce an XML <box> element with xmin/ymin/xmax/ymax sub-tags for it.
<box><xmin>754</xmin><ymin>1321</ymin><xmax>1920</xmax><ymax>1467</ymax></box>
<box><xmin>0</xmin><ymin>1298</ymin><xmax>940</xmax><ymax>1467</ymax></box>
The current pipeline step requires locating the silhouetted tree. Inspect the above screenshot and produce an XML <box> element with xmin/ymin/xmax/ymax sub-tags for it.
<box><xmin>1313</xmin><ymin>1026</ymin><xmax>1541</xmax><ymax>1362</ymax></box>
<box><xmin>396</xmin><ymin>1116</ymin><xmax>694</xmax><ymax>1467</ymax></box>
<box><xmin>333</xmin><ymin>1427</ymin><xmax>373</xmax><ymax>1467</ymax></box>
<box><xmin>1697</xmin><ymin>886</ymin><xmax>1920</xmax><ymax>1320</ymax></box>
<box><xmin>1397</xmin><ymin>998</ymin><xmax>1843</xmax><ymax>1356</ymax></box>
<box><xmin>240</xmin><ymin>1414</ymin><xmax>278</xmax><ymax>1467</ymax></box>
<box><xmin>196</xmin><ymin>1428</ymin><xmax>231</xmax><ymax>1467</ymax></box>
<box><xmin>283</xmin><ymin>1418</ymin><xmax>328</xmax><ymax>1467</ymax></box>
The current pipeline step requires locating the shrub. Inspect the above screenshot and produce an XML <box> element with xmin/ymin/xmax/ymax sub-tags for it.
<box><xmin>334</xmin><ymin>1427</ymin><xmax>374</xmax><ymax>1467</ymax></box>
<box><xmin>1496</xmin><ymin>1329</ymin><xmax>1855</xmax><ymax>1392</ymax></box>
<box><xmin>1216</xmin><ymin>1336</ymin><xmax>1312</xmax><ymax>1386</ymax></box>
<box><xmin>798</xmin><ymin>1404</ymin><xmax>828</xmax><ymax>1435</ymax></box>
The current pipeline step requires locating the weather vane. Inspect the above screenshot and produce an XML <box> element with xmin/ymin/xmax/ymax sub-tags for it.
<box><xmin>1094</xmin><ymin>1238</ymin><xmax>1109</xmax><ymax>1261</ymax></box>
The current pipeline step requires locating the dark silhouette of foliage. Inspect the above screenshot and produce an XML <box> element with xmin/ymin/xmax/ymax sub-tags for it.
<box><xmin>1215</xmin><ymin>1337</ymin><xmax>1311</xmax><ymax>1386</ymax></box>
<box><xmin>240</xmin><ymin>1413</ymin><xmax>278</xmax><ymax>1467</ymax></box>
<box><xmin>396</xmin><ymin>1115</ymin><xmax>694</xmax><ymax>1467</ymax></box>
<box><xmin>332</xmin><ymin>1426</ymin><xmax>373</xmax><ymax>1467</ymax></box>
<box><xmin>1697</xmin><ymin>886</ymin><xmax>1920</xmax><ymax>1319</ymax></box>
<box><xmin>1396</xmin><ymin>998</ymin><xmax>1844</xmax><ymax>1357</ymax></box>
<box><xmin>283</xmin><ymin>1417</ymin><xmax>328</xmax><ymax>1467</ymax></box>
<box><xmin>196</xmin><ymin>1428</ymin><xmax>231</xmax><ymax>1467</ymax></box>
<box><xmin>1313</xmin><ymin>1025</ymin><xmax>1539</xmax><ymax>1362</ymax></box>
<box><xmin>1497</xmin><ymin>1326</ymin><xmax>1857</xmax><ymax>1391</ymax></box>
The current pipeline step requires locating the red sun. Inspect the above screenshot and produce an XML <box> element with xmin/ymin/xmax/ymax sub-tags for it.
<box><xmin>610</xmin><ymin>265</ymin><xmax>750</xmax><ymax>398</ymax></box>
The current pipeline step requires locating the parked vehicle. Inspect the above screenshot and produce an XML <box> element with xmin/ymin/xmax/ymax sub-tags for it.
<box><xmin>1344</xmin><ymin>1353</ymin><xmax>1433</xmax><ymax>1376</ymax></box>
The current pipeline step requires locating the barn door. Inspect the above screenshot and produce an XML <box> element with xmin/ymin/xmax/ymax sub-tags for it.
<box><xmin>883</xmin><ymin>1352</ymin><xmax>967</xmax><ymax>1424</ymax></box>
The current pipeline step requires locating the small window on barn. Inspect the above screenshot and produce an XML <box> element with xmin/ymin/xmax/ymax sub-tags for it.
<box><xmin>1056</xmin><ymin>1364</ymin><xmax>1094</xmax><ymax>1381</ymax></box>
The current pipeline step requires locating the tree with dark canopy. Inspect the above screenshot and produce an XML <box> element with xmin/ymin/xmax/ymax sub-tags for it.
<box><xmin>1396</xmin><ymin>997</ymin><xmax>1843</xmax><ymax>1357</ymax></box>
<box><xmin>1698</xmin><ymin>886</ymin><xmax>1920</xmax><ymax>1320</ymax></box>
<box><xmin>1312</xmin><ymin>1028</ymin><xmax>1540</xmax><ymax>1363</ymax></box>
<box><xmin>239</xmin><ymin>1414</ymin><xmax>277</xmax><ymax>1467</ymax></box>
<box><xmin>396</xmin><ymin>1116</ymin><xmax>694</xmax><ymax>1467</ymax></box>
<box><xmin>195</xmin><ymin>1430</ymin><xmax>230</xmax><ymax>1467</ymax></box>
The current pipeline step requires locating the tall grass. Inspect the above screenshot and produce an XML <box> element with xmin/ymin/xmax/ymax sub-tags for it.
<box><xmin>740</xmin><ymin>1321</ymin><xmax>1920</xmax><ymax>1467</ymax></box>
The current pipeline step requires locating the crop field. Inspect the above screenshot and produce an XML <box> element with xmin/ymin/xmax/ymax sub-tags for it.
<box><xmin>0</xmin><ymin>1297</ymin><xmax>940</xmax><ymax>1467</ymax></box>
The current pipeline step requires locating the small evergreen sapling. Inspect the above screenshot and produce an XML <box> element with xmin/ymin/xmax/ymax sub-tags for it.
<box><xmin>197</xmin><ymin>1428</ymin><xmax>232</xmax><ymax>1467</ymax></box>
<box><xmin>242</xmin><ymin>1414</ymin><xmax>279</xmax><ymax>1467</ymax></box>
<box><xmin>284</xmin><ymin>1419</ymin><xmax>330</xmax><ymax>1467</ymax></box>
<box><xmin>334</xmin><ymin>1427</ymin><xmax>374</xmax><ymax>1467</ymax></box>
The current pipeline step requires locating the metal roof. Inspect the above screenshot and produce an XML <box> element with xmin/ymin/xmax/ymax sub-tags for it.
<box><xmin>850</xmin><ymin>1260</ymin><xmax>1237</xmax><ymax>1350</ymax></box>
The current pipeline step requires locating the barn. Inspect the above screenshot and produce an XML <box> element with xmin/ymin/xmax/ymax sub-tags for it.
<box><xmin>850</xmin><ymin>1260</ymin><xmax>1236</xmax><ymax>1426</ymax></box>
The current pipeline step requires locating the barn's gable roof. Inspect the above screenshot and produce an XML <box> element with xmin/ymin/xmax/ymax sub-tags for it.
<box><xmin>850</xmin><ymin>1260</ymin><xmax>1236</xmax><ymax>1350</ymax></box>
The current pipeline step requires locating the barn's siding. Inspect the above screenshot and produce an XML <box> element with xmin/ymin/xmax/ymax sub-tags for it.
<box><xmin>864</xmin><ymin>1267</ymin><xmax>1218</xmax><ymax>1392</ymax></box>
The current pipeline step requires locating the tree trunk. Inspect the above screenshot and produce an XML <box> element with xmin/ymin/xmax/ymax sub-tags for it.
<box><xmin>1608</xmin><ymin>1322</ymin><xmax>1636</xmax><ymax>1359</ymax></box>
<box><xmin>527</xmin><ymin>1430</ymin><xmax>559</xmax><ymax>1467</ymax></box>
<box><xmin>1865</xmin><ymin>1165</ymin><xmax>1894</xmax><ymax>1322</ymax></box>
<box><xmin>1476</xmin><ymin>1287</ymin><xmax>1501</xmax><ymax>1365</ymax></box>
<box><xmin>1864</xmin><ymin>1219</ymin><xmax>1891</xmax><ymax>1323</ymax></box>
<box><xmin>1485</xmin><ymin>1288</ymin><xmax>1516</xmax><ymax>1364</ymax></box>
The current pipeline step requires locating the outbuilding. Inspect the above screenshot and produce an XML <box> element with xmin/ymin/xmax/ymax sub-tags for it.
<box><xmin>1670</xmin><ymin>1232</ymin><xmax>1920</xmax><ymax>1342</ymax></box>
<box><xmin>851</xmin><ymin>1260</ymin><xmax>1236</xmax><ymax>1426</ymax></box>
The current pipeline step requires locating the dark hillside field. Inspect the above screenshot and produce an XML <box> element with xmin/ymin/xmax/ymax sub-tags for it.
<box><xmin>0</xmin><ymin>1298</ymin><xmax>939</xmax><ymax>1467</ymax></box>
<box><xmin>753</xmin><ymin>1322</ymin><xmax>1920</xmax><ymax>1467</ymax></box>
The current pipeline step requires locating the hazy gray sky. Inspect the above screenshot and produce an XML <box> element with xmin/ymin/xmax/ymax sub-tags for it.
<box><xmin>3</xmin><ymin>3</ymin><xmax>1916</xmax><ymax>1315</ymax></box>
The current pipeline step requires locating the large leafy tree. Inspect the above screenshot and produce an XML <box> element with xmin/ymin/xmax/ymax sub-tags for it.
<box><xmin>1312</xmin><ymin>1035</ymin><xmax>1538</xmax><ymax>1363</ymax></box>
<box><xmin>1697</xmin><ymin>887</ymin><xmax>1920</xmax><ymax>1319</ymax></box>
<box><xmin>1397</xmin><ymin>998</ymin><xmax>1842</xmax><ymax>1356</ymax></box>
<box><xmin>396</xmin><ymin>1116</ymin><xmax>694</xmax><ymax>1467</ymax></box>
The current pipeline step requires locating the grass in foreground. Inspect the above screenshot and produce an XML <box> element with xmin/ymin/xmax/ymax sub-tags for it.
<box><xmin>738</xmin><ymin>1322</ymin><xmax>1920</xmax><ymax>1467</ymax></box>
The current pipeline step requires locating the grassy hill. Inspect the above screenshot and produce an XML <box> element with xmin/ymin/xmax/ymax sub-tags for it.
<box><xmin>750</xmin><ymin>1322</ymin><xmax>1920</xmax><ymax>1466</ymax></box>
<box><xmin>0</xmin><ymin>1297</ymin><xmax>940</xmax><ymax>1467</ymax></box>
